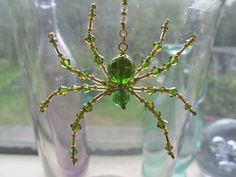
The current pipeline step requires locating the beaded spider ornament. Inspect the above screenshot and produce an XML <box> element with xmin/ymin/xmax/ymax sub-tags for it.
<box><xmin>39</xmin><ymin>0</ymin><xmax>197</xmax><ymax>165</ymax></box>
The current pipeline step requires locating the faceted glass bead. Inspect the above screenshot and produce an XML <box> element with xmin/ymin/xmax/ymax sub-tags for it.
<box><xmin>58</xmin><ymin>86</ymin><xmax>69</xmax><ymax>96</ymax></box>
<box><xmin>165</xmin><ymin>142</ymin><xmax>173</xmax><ymax>152</ymax></box>
<box><xmin>71</xmin><ymin>85</ymin><xmax>78</xmax><ymax>91</ymax></box>
<box><xmin>141</xmin><ymin>60</ymin><xmax>149</xmax><ymax>69</ymax></box>
<box><xmin>157</xmin><ymin>120</ymin><xmax>167</xmax><ymax>129</ymax></box>
<box><xmin>83</xmin><ymin>102</ymin><xmax>93</xmax><ymax>112</ymax></box>
<box><xmin>95</xmin><ymin>55</ymin><xmax>104</xmax><ymax>65</ymax></box>
<box><xmin>72</xmin><ymin>158</ymin><xmax>78</xmax><ymax>165</ymax></box>
<box><xmin>60</xmin><ymin>59</ymin><xmax>70</xmax><ymax>68</ymax></box>
<box><xmin>71</xmin><ymin>146</ymin><xmax>78</xmax><ymax>156</ymax></box>
<box><xmin>85</xmin><ymin>33</ymin><xmax>95</xmax><ymax>45</ymax></box>
<box><xmin>153</xmin><ymin>42</ymin><xmax>162</xmax><ymax>52</ymax></box>
<box><xmin>145</xmin><ymin>101</ymin><xmax>154</xmax><ymax>110</ymax></box>
<box><xmin>168</xmin><ymin>87</ymin><xmax>178</xmax><ymax>97</ymax></box>
<box><xmin>112</xmin><ymin>89</ymin><xmax>130</xmax><ymax>109</ymax></box>
<box><xmin>71</xmin><ymin>122</ymin><xmax>81</xmax><ymax>132</ymax></box>
<box><xmin>108</xmin><ymin>55</ymin><xmax>135</xmax><ymax>84</ymax></box>
<box><xmin>169</xmin><ymin>56</ymin><xmax>177</xmax><ymax>66</ymax></box>
<box><xmin>79</xmin><ymin>72</ymin><xmax>89</xmax><ymax>80</ymax></box>
<box><xmin>147</xmin><ymin>87</ymin><xmax>156</xmax><ymax>95</ymax></box>
<box><xmin>81</xmin><ymin>84</ymin><xmax>91</xmax><ymax>93</ymax></box>
<box><xmin>151</xmin><ymin>67</ymin><xmax>161</xmax><ymax>76</ymax></box>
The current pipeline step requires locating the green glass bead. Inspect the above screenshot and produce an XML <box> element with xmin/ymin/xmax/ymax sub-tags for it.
<box><xmin>154</xmin><ymin>111</ymin><xmax>161</xmax><ymax>117</ymax></box>
<box><xmin>71</xmin><ymin>122</ymin><xmax>81</xmax><ymax>132</ymax></box>
<box><xmin>71</xmin><ymin>85</ymin><xmax>78</xmax><ymax>91</ymax></box>
<box><xmin>94</xmin><ymin>55</ymin><xmax>104</xmax><ymax>65</ymax></box>
<box><xmin>112</xmin><ymin>89</ymin><xmax>130</xmax><ymax>109</ymax></box>
<box><xmin>162</xmin><ymin>63</ymin><xmax>171</xmax><ymax>71</ymax></box>
<box><xmin>88</xmin><ymin>12</ymin><xmax>96</xmax><ymax>20</ymax></box>
<box><xmin>81</xmin><ymin>84</ymin><xmax>91</xmax><ymax>93</ymax></box>
<box><xmin>169</xmin><ymin>56</ymin><xmax>178</xmax><ymax>66</ymax></box>
<box><xmin>145</xmin><ymin>101</ymin><xmax>154</xmax><ymax>110</ymax></box>
<box><xmin>58</xmin><ymin>86</ymin><xmax>69</xmax><ymax>96</ymax></box>
<box><xmin>141</xmin><ymin>60</ymin><xmax>149</xmax><ymax>69</ymax></box>
<box><xmin>108</xmin><ymin>55</ymin><xmax>135</xmax><ymax>84</ymax></box>
<box><xmin>153</xmin><ymin>42</ymin><xmax>162</xmax><ymax>52</ymax></box>
<box><xmin>72</xmin><ymin>158</ymin><xmax>78</xmax><ymax>165</ymax></box>
<box><xmin>157</xmin><ymin>119</ymin><xmax>167</xmax><ymax>129</ymax></box>
<box><xmin>147</xmin><ymin>87</ymin><xmax>156</xmax><ymax>95</ymax></box>
<box><xmin>79</xmin><ymin>72</ymin><xmax>89</xmax><ymax>80</ymax></box>
<box><xmin>71</xmin><ymin>146</ymin><xmax>78</xmax><ymax>156</ymax></box>
<box><xmin>60</xmin><ymin>59</ymin><xmax>70</xmax><ymax>68</ymax></box>
<box><xmin>83</xmin><ymin>102</ymin><xmax>93</xmax><ymax>112</ymax></box>
<box><xmin>168</xmin><ymin>87</ymin><xmax>178</xmax><ymax>97</ymax></box>
<box><xmin>151</xmin><ymin>67</ymin><xmax>161</xmax><ymax>76</ymax></box>
<box><xmin>85</xmin><ymin>33</ymin><xmax>95</xmax><ymax>44</ymax></box>
<box><xmin>165</xmin><ymin>142</ymin><xmax>173</xmax><ymax>152</ymax></box>
<box><xmin>76</xmin><ymin>112</ymin><xmax>84</xmax><ymax>119</ymax></box>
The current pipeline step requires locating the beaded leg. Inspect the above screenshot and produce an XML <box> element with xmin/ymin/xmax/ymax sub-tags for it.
<box><xmin>48</xmin><ymin>32</ymin><xmax>105</xmax><ymax>85</ymax></box>
<box><xmin>85</xmin><ymin>3</ymin><xmax>109</xmax><ymax>79</ymax></box>
<box><xmin>135</xmin><ymin>19</ymin><xmax>169</xmax><ymax>77</ymax></box>
<box><xmin>134</xmin><ymin>34</ymin><xmax>197</xmax><ymax>83</ymax></box>
<box><xmin>130</xmin><ymin>89</ymin><xmax>175</xmax><ymax>159</ymax></box>
<box><xmin>39</xmin><ymin>85</ymin><xmax>105</xmax><ymax>112</ymax></box>
<box><xmin>133</xmin><ymin>86</ymin><xmax>197</xmax><ymax>116</ymax></box>
<box><xmin>70</xmin><ymin>91</ymin><xmax>107</xmax><ymax>165</ymax></box>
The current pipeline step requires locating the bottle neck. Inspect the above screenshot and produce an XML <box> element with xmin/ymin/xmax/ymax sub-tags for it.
<box><xmin>35</xmin><ymin>0</ymin><xmax>59</xmax><ymax>35</ymax></box>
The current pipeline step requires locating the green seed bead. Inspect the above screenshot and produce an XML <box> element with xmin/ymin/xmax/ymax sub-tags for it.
<box><xmin>79</xmin><ymin>72</ymin><xmax>89</xmax><ymax>80</ymax></box>
<box><xmin>58</xmin><ymin>86</ymin><xmax>69</xmax><ymax>96</ymax></box>
<box><xmin>83</xmin><ymin>102</ymin><xmax>93</xmax><ymax>112</ymax></box>
<box><xmin>147</xmin><ymin>87</ymin><xmax>156</xmax><ymax>95</ymax></box>
<box><xmin>81</xmin><ymin>84</ymin><xmax>91</xmax><ymax>93</ymax></box>
<box><xmin>165</xmin><ymin>142</ymin><xmax>173</xmax><ymax>152</ymax></box>
<box><xmin>71</xmin><ymin>146</ymin><xmax>78</xmax><ymax>156</ymax></box>
<box><xmin>157</xmin><ymin>120</ymin><xmax>167</xmax><ymax>129</ymax></box>
<box><xmin>169</xmin><ymin>56</ymin><xmax>178</xmax><ymax>66</ymax></box>
<box><xmin>145</xmin><ymin>101</ymin><xmax>154</xmax><ymax>110</ymax></box>
<box><xmin>71</xmin><ymin>122</ymin><xmax>81</xmax><ymax>132</ymax></box>
<box><xmin>76</xmin><ymin>112</ymin><xmax>84</xmax><ymax>119</ymax></box>
<box><xmin>168</xmin><ymin>87</ymin><xmax>178</xmax><ymax>97</ymax></box>
<box><xmin>60</xmin><ymin>59</ymin><xmax>70</xmax><ymax>68</ymax></box>
<box><xmin>141</xmin><ymin>60</ymin><xmax>149</xmax><ymax>69</ymax></box>
<box><xmin>153</xmin><ymin>42</ymin><xmax>162</xmax><ymax>52</ymax></box>
<box><xmin>151</xmin><ymin>67</ymin><xmax>161</xmax><ymax>76</ymax></box>
<box><xmin>154</xmin><ymin>111</ymin><xmax>161</xmax><ymax>118</ymax></box>
<box><xmin>85</xmin><ymin>33</ymin><xmax>95</xmax><ymax>45</ymax></box>
<box><xmin>94</xmin><ymin>55</ymin><xmax>104</xmax><ymax>65</ymax></box>
<box><xmin>71</xmin><ymin>85</ymin><xmax>78</xmax><ymax>91</ymax></box>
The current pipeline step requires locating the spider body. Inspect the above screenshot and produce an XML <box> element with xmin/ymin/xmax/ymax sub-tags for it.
<box><xmin>39</xmin><ymin>0</ymin><xmax>197</xmax><ymax>165</ymax></box>
<box><xmin>108</xmin><ymin>55</ymin><xmax>135</xmax><ymax>109</ymax></box>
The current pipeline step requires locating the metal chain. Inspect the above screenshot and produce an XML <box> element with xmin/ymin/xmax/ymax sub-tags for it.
<box><xmin>118</xmin><ymin>0</ymin><xmax>128</xmax><ymax>55</ymax></box>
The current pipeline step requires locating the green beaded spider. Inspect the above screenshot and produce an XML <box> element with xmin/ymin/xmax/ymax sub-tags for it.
<box><xmin>39</xmin><ymin>0</ymin><xmax>197</xmax><ymax>165</ymax></box>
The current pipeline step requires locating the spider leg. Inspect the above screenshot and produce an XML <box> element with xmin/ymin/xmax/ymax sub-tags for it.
<box><xmin>129</xmin><ymin>89</ymin><xmax>175</xmax><ymax>159</ymax></box>
<box><xmin>134</xmin><ymin>34</ymin><xmax>197</xmax><ymax>83</ymax></box>
<box><xmin>39</xmin><ymin>84</ymin><xmax>105</xmax><ymax>112</ymax></box>
<box><xmin>70</xmin><ymin>91</ymin><xmax>107</xmax><ymax>165</ymax></box>
<box><xmin>48</xmin><ymin>32</ymin><xmax>105</xmax><ymax>85</ymax></box>
<box><xmin>85</xmin><ymin>3</ymin><xmax>109</xmax><ymax>79</ymax></box>
<box><xmin>133</xmin><ymin>86</ymin><xmax>197</xmax><ymax>116</ymax></box>
<box><xmin>134</xmin><ymin>19</ymin><xmax>169</xmax><ymax>77</ymax></box>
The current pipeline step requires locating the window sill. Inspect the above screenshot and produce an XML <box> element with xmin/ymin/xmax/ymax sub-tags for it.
<box><xmin>0</xmin><ymin>154</ymin><xmax>203</xmax><ymax>177</ymax></box>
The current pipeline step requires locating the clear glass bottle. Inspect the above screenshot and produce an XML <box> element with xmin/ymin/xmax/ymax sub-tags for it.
<box><xmin>12</xmin><ymin>0</ymin><xmax>89</xmax><ymax>176</ymax></box>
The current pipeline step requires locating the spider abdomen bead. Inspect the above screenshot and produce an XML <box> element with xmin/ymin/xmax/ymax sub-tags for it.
<box><xmin>108</xmin><ymin>55</ymin><xmax>135</xmax><ymax>84</ymax></box>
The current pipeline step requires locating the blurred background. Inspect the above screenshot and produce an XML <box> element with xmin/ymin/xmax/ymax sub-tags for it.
<box><xmin>0</xmin><ymin>0</ymin><xmax>236</xmax><ymax>177</ymax></box>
